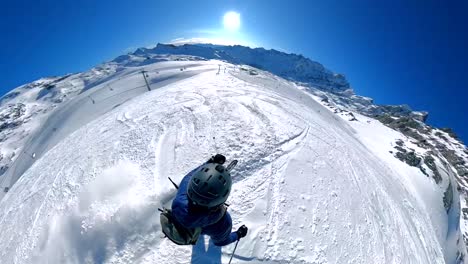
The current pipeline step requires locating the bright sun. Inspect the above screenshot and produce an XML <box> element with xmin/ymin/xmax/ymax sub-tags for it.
<box><xmin>223</xmin><ymin>11</ymin><xmax>241</xmax><ymax>31</ymax></box>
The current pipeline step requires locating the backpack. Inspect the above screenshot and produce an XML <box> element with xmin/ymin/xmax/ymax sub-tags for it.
<box><xmin>159</xmin><ymin>208</ymin><xmax>202</xmax><ymax>245</ymax></box>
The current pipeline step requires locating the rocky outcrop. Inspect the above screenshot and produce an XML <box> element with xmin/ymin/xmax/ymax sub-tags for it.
<box><xmin>375</xmin><ymin>112</ymin><xmax>468</xmax><ymax>247</ymax></box>
<box><xmin>0</xmin><ymin>103</ymin><xmax>26</xmax><ymax>132</ymax></box>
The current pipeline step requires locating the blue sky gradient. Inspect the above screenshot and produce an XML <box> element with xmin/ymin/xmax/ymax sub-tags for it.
<box><xmin>1</xmin><ymin>0</ymin><xmax>467</xmax><ymax>142</ymax></box>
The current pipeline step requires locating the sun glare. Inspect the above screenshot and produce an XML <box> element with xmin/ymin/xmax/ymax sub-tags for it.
<box><xmin>223</xmin><ymin>11</ymin><xmax>241</xmax><ymax>31</ymax></box>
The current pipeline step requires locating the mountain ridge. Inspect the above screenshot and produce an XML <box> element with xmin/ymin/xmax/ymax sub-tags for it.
<box><xmin>121</xmin><ymin>43</ymin><xmax>432</xmax><ymax>123</ymax></box>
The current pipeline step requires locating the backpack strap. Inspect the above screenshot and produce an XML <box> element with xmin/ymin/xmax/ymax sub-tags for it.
<box><xmin>210</xmin><ymin>204</ymin><xmax>228</xmax><ymax>224</ymax></box>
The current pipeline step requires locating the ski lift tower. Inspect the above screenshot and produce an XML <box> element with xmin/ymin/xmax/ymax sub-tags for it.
<box><xmin>141</xmin><ymin>70</ymin><xmax>151</xmax><ymax>91</ymax></box>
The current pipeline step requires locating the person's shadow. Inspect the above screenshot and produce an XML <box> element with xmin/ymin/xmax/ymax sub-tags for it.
<box><xmin>191</xmin><ymin>235</ymin><xmax>222</xmax><ymax>264</ymax></box>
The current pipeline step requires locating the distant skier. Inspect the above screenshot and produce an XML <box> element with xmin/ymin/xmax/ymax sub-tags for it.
<box><xmin>160</xmin><ymin>154</ymin><xmax>248</xmax><ymax>246</ymax></box>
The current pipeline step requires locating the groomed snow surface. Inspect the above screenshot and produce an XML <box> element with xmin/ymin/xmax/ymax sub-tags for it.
<box><xmin>0</xmin><ymin>61</ymin><xmax>458</xmax><ymax>263</ymax></box>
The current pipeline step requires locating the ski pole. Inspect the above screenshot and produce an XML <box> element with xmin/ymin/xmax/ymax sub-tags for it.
<box><xmin>168</xmin><ymin>177</ymin><xmax>179</xmax><ymax>189</ymax></box>
<box><xmin>228</xmin><ymin>239</ymin><xmax>239</xmax><ymax>264</ymax></box>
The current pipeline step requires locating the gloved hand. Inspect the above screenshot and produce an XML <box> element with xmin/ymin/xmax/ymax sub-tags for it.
<box><xmin>208</xmin><ymin>154</ymin><xmax>226</xmax><ymax>164</ymax></box>
<box><xmin>236</xmin><ymin>225</ymin><xmax>248</xmax><ymax>240</ymax></box>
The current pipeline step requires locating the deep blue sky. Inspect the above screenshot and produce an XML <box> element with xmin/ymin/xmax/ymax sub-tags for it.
<box><xmin>1</xmin><ymin>0</ymin><xmax>467</xmax><ymax>142</ymax></box>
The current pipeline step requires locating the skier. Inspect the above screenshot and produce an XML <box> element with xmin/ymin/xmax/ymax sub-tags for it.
<box><xmin>168</xmin><ymin>154</ymin><xmax>248</xmax><ymax>246</ymax></box>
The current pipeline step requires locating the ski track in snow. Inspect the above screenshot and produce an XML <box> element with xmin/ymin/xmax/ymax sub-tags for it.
<box><xmin>0</xmin><ymin>61</ymin><xmax>450</xmax><ymax>263</ymax></box>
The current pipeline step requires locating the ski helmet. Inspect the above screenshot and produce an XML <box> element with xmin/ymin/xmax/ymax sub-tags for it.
<box><xmin>187</xmin><ymin>163</ymin><xmax>232</xmax><ymax>208</ymax></box>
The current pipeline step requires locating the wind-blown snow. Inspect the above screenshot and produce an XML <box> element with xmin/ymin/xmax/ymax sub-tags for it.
<box><xmin>0</xmin><ymin>61</ymin><xmax>215</xmax><ymax>201</ymax></box>
<box><xmin>0</xmin><ymin>60</ymin><xmax>458</xmax><ymax>263</ymax></box>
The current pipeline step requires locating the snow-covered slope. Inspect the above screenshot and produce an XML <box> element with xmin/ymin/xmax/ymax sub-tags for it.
<box><xmin>0</xmin><ymin>44</ymin><xmax>467</xmax><ymax>263</ymax></box>
<box><xmin>0</xmin><ymin>63</ymin><xmax>121</xmax><ymax>181</ymax></box>
<box><xmin>0</xmin><ymin>60</ymin><xmax>215</xmax><ymax>201</ymax></box>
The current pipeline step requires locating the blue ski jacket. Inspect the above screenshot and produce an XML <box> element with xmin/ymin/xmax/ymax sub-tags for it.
<box><xmin>171</xmin><ymin>163</ymin><xmax>239</xmax><ymax>246</ymax></box>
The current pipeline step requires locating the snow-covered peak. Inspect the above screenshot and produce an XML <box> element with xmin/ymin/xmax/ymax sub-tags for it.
<box><xmin>0</xmin><ymin>43</ymin><xmax>467</xmax><ymax>263</ymax></box>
